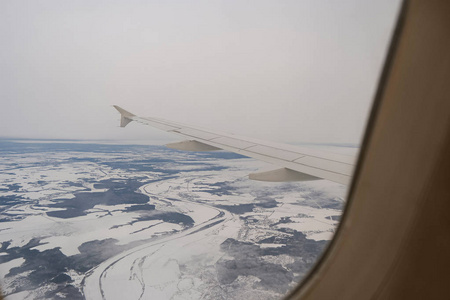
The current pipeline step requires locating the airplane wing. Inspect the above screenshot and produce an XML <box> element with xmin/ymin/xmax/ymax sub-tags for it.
<box><xmin>113</xmin><ymin>105</ymin><xmax>355</xmax><ymax>185</ymax></box>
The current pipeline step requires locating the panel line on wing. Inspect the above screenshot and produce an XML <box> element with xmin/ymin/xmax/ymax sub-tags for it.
<box><xmin>151</xmin><ymin>125</ymin><xmax>352</xmax><ymax>177</ymax></box>
<box><xmin>136</xmin><ymin>117</ymin><xmax>182</xmax><ymax>131</ymax></box>
<box><xmin>209</xmin><ymin>136</ymin><xmax>256</xmax><ymax>149</ymax></box>
<box><xmin>243</xmin><ymin>145</ymin><xmax>302</xmax><ymax>161</ymax></box>
<box><xmin>241</xmin><ymin>148</ymin><xmax>350</xmax><ymax>177</ymax></box>
<box><xmin>138</xmin><ymin>114</ymin><xmax>354</xmax><ymax>166</ymax></box>
<box><xmin>209</xmin><ymin>135</ymin><xmax>353</xmax><ymax>165</ymax></box>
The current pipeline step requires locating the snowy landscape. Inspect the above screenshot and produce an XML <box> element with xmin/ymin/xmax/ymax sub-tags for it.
<box><xmin>0</xmin><ymin>140</ymin><xmax>348</xmax><ymax>299</ymax></box>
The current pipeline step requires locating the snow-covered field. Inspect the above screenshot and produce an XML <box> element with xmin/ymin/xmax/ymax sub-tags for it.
<box><xmin>0</xmin><ymin>141</ymin><xmax>351</xmax><ymax>299</ymax></box>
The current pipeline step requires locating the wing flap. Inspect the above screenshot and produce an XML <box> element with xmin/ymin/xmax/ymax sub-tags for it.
<box><xmin>249</xmin><ymin>168</ymin><xmax>320</xmax><ymax>182</ymax></box>
<box><xmin>165</xmin><ymin>140</ymin><xmax>221</xmax><ymax>151</ymax></box>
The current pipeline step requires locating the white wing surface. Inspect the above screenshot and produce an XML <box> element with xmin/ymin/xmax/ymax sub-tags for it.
<box><xmin>114</xmin><ymin>106</ymin><xmax>355</xmax><ymax>185</ymax></box>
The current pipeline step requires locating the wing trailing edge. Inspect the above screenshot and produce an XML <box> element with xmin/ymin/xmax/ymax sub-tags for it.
<box><xmin>113</xmin><ymin>105</ymin><xmax>355</xmax><ymax>185</ymax></box>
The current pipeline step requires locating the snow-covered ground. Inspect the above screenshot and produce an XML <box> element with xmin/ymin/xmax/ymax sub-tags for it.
<box><xmin>0</xmin><ymin>141</ymin><xmax>350</xmax><ymax>299</ymax></box>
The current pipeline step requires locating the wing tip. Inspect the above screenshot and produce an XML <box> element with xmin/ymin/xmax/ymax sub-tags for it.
<box><xmin>113</xmin><ymin>105</ymin><xmax>135</xmax><ymax>117</ymax></box>
<box><xmin>113</xmin><ymin>105</ymin><xmax>135</xmax><ymax>127</ymax></box>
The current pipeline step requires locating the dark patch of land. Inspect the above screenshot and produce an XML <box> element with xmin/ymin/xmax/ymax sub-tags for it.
<box><xmin>216</xmin><ymin>229</ymin><xmax>328</xmax><ymax>294</ymax></box>
<box><xmin>216</xmin><ymin>204</ymin><xmax>255</xmax><ymax>214</ymax></box>
<box><xmin>125</xmin><ymin>204</ymin><xmax>156</xmax><ymax>212</ymax></box>
<box><xmin>215</xmin><ymin>196</ymin><xmax>277</xmax><ymax>214</ymax></box>
<box><xmin>0</xmin><ymin>195</ymin><xmax>26</xmax><ymax>214</ymax></box>
<box><xmin>132</xmin><ymin>212</ymin><xmax>194</xmax><ymax>227</ymax></box>
<box><xmin>197</xmin><ymin>181</ymin><xmax>238</xmax><ymax>196</ymax></box>
<box><xmin>46</xmin><ymin>179</ymin><xmax>150</xmax><ymax>218</ymax></box>
<box><xmin>0</xmin><ymin>237</ymin><xmax>152</xmax><ymax>298</ymax></box>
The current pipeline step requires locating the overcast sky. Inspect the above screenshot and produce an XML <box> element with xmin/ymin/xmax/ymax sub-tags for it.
<box><xmin>1</xmin><ymin>0</ymin><xmax>400</xmax><ymax>145</ymax></box>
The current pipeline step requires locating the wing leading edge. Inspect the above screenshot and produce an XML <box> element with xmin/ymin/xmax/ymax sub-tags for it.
<box><xmin>113</xmin><ymin>105</ymin><xmax>355</xmax><ymax>185</ymax></box>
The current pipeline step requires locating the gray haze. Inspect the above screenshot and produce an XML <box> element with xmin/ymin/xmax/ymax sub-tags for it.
<box><xmin>0</xmin><ymin>0</ymin><xmax>400</xmax><ymax>145</ymax></box>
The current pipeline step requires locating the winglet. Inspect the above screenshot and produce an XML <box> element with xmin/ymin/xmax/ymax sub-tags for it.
<box><xmin>113</xmin><ymin>105</ymin><xmax>135</xmax><ymax>127</ymax></box>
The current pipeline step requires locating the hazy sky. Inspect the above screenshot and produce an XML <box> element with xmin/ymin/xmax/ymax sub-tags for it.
<box><xmin>1</xmin><ymin>0</ymin><xmax>400</xmax><ymax>145</ymax></box>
